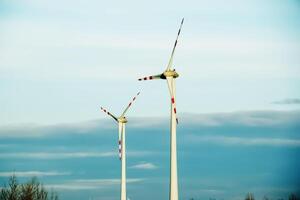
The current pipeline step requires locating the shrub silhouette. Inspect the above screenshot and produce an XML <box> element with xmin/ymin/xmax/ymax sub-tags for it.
<box><xmin>0</xmin><ymin>175</ymin><xmax>58</xmax><ymax>200</ymax></box>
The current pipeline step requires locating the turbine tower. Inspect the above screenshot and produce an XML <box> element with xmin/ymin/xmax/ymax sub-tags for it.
<box><xmin>100</xmin><ymin>92</ymin><xmax>140</xmax><ymax>200</ymax></box>
<box><xmin>138</xmin><ymin>18</ymin><xmax>184</xmax><ymax>200</ymax></box>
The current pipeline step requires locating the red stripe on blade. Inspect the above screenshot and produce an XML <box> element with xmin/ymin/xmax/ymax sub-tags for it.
<box><xmin>171</xmin><ymin>98</ymin><xmax>175</xmax><ymax>104</ymax></box>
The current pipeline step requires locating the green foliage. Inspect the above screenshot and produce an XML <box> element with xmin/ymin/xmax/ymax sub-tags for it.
<box><xmin>0</xmin><ymin>176</ymin><xmax>58</xmax><ymax>200</ymax></box>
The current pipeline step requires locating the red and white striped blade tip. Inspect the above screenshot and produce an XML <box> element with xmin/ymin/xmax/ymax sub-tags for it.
<box><xmin>138</xmin><ymin>76</ymin><xmax>154</xmax><ymax>81</ymax></box>
<box><xmin>100</xmin><ymin>107</ymin><xmax>107</xmax><ymax>112</ymax></box>
<box><xmin>138</xmin><ymin>74</ymin><xmax>162</xmax><ymax>81</ymax></box>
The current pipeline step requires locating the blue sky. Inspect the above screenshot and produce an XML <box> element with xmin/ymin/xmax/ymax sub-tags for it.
<box><xmin>0</xmin><ymin>0</ymin><xmax>300</xmax><ymax>199</ymax></box>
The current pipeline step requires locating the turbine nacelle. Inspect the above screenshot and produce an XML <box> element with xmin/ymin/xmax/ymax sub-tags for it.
<box><xmin>118</xmin><ymin>116</ymin><xmax>128</xmax><ymax>123</ymax></box>
<box><xmin>162</xmin><ymin>69</ymin><xmax>179</xmax><ymax>79</ymax></box>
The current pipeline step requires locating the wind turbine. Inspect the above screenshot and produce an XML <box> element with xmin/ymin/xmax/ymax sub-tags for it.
<box><xmin>100</xmin><ymin>92</ymin><xmax>140</xmax><ymax>200</ymax></box>
<box><xmin>138</xmin><ymin>18</ymin><xmax>184</xmax><ymax>200</ymax></box>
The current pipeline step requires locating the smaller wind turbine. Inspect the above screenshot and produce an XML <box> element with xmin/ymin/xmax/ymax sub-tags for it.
<box><xmin>100</xmin><ymin>92</ymin><xmax>140</xmax><ymax>200</ymax></box>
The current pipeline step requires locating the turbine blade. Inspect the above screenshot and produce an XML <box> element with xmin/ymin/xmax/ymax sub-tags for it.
<box><xmin>138</xmin><ymin>74</ymin><xmax>162</xmax><ymax>81</ymax></box>
<box><xmin>120</xmin><ymin>92</ymin><xmax>140</xmax><ymax>117</ymax></box>
<box><xmin>166</xmin><ymin>18</ymin><xmax>184</xmax><ymax>71</ymax></box>
<box><xmin>166</xmin><ymin>77</ymin><xmax>173</xmax><ymax>97</ymax></box>
<box><xmin>100</xmin><ymin>107</ymin><xmax>118</xmax><ymax>122</ymax></box>
<box><xmin>118</xmin><ymin>123</ymin><xmax>122</xmax><ymax>160</ymax></box>
<box><xmin>166</xmin><ymin>77</ymin><xmax>179</xmax><ymax>124</ymax></box>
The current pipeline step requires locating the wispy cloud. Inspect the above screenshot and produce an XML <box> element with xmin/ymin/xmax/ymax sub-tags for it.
<box><xmin>182</xmin><ymin>110</ymin><xmax>300</xmax><ymax>127</ymax></box>
<box><xmin>0</xmin><ymin>152</ymin><xmax>114</xmax><ymax>159</ymax></box>
<box><xmin>0</xmin><ymin>171</ymin><xmax>70</xmax><ymax>177</ymax></box>
<box><xmin>0</xmin><ymin>120</ymin><xmax>113</xmax><ymax>138</ymax></box>
<box><xmin>188</xmin><ymin>135</ymin><xmax>300</xmax><ymax>147</ymax></box>
<box><xmin>1</xmin><ymin>110</ymin><xmax>300</xmax><ymax>138</ymax></box>
<box><xmin>272</xmin><ymin>98</ymin><xmax>300</xmax><ymax>105</ymax></box>
<box><xmin>129</xmin><ymin>162</ymin><xmax>158</xmax><ymax>170</ymax></box>
<box><xmin>0</xmin><ymin>151</ymin><xmax>155</xmax><ymax>159</ymax></box>
<box><xmin>45</xmin><ymin>178</ymin><xmax>143</xmax><ymax>190</ymax></box>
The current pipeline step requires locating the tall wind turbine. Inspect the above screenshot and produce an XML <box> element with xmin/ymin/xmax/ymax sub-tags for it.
<box><xmin>100</xmin><ymin>92</ymin><xmax>140</xmax><ymax>200</ymax></box>
<box><xmin>138</xmin><ymin>18</ymin><xmax>184</xmax><ymax>200</ymax></box>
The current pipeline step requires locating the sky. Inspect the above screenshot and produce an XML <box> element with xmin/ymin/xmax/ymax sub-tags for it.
<box><xmin>0</xmin><ymin>0</ymin><xmax>300</xmax><ymax>199</ymax></box>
